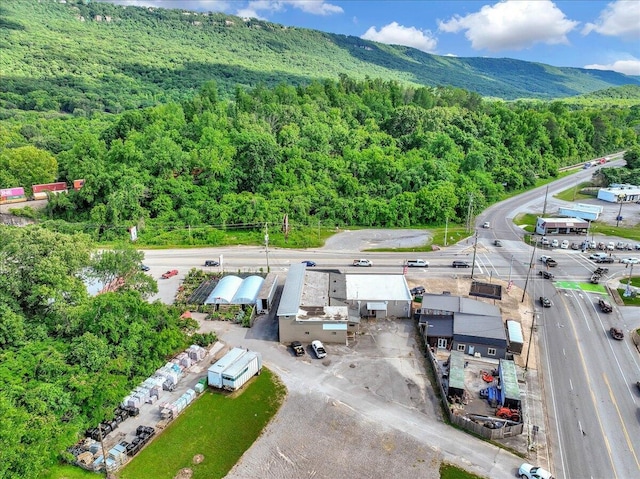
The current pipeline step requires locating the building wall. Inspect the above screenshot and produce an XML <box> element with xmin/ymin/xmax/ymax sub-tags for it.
<box><xmin>451</xmin><ymin>339</ymin><xmax>507</xmax><ymax>359</ymax></box>
<box><xmin>278</xmin><ymin>315</ymin><xmax>355</xmax><ymax>344</ymax></box>
<box><xmin>350</xmin><ymin>300</ymin><xmax>411</xmax><ymax>318</ymax></box>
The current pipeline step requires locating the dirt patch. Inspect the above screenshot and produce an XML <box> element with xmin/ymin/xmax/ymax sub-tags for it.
<box><xmin>192</xmin><ymin>454</ymin><xmax>204</xmax><ymax>464</ymax></box>
<box><xmin>174</xmin><ymin>468</ymin><xmax>193</xmax><ymax>479</ymax></box>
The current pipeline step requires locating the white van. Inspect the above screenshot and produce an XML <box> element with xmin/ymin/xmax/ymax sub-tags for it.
<box><xmin>606</xmin><ymin>242</ymin><xmax>615</xmax><ymax>251</ymax></box>
<box><xmin>560</xmin><ymin>240</ymin><xmax>569</xmax><ymax>249</ymax></box>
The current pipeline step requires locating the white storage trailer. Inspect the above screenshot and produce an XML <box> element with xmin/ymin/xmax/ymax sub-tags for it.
<box><xmin>208</xmin><ymin>348</ymin><xmax>263</xmax><ymax>390</ymax></box>
<box><xmin>221</xmin><ymin>351</ymin><xmax>262</xmax><ymax>391</ymax></box>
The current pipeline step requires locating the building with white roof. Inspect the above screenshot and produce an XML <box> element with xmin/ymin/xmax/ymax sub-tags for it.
<box><xmin>277</xmin><ymin>264</ymin><xmax>412</xmax><ymax>344</ymax></box>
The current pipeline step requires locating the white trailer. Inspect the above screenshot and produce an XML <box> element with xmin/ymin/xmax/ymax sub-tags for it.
<box><xmin>207</xmin><ymin>348</ymin><xmax>246</xmax><ymax>389</ymax></box>
<box><xmin>221</xmin><ymin>351</ymin><xmax>262</xmax><ymax>391</ymax></box>
<box><xmin>208</xmin><ymin>348</ymin><xmax>263</xmax><ymax>390</ymax></box>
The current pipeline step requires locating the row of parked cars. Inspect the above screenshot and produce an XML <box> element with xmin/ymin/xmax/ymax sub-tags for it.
<box><xmin>291</xmin><ymin>340</ymin><xmax>327</xmax><ymax>359</ymax></box>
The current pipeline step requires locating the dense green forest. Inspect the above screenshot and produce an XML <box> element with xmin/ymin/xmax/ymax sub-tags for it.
<box><xmin>0</xmin><ymin>228</ymin><xmax>208</xmax><ymax>479</ymax></box>
<box><xmin>1</xmin><ymin>77</ymin><xmax>639</xmax><ymax>244</ymax></box>
<box><xmin>1</xmin><ymin>0</ymin><xmax>639</xmax><ymax>118</ymax></box>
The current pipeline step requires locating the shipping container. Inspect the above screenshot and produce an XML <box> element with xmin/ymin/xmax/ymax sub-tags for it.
<box><xmin>0</xmin><ymin>187</ymin><xmax>27</xmax><ymax>204</ymax></box>
<box><xmin>207</xmin><ymin>347</ymin><xmax>247</xmax><ymax>388</ymax></box>
<box><xmin>208</xmin><ymin>348</ymin><xmax>263</xmax><ymax>391</ymax></box>
<box><xmin>32</xmin><ymin>182</ymin><xmax>67</xmax><ymax>199</ymax></box>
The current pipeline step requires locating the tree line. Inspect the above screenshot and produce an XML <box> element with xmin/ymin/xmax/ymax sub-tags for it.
<box><xmin>1</xmin><ymin>77</ymin><xmax>638</xmax><ymax>243</ymax></box>
<box><xmin>0</xmin><ymin>227</ymin><xmax>207</xmax><ymax>478</ymax></box>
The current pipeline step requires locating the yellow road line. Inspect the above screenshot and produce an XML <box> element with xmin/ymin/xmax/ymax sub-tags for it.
<box><xmin>602</xmin><ymin>373</ymin><xmax>640</xmax><ymax>471</ymax></box>
<box><xmin>562</xmin><ymin>295</ymin><xmax>616</xmax><ymax>476</ymax></box>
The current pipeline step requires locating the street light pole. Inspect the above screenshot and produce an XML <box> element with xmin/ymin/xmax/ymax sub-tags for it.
<box><xmin>616</xmin><ymin>194</ymin><xmax>626</xmax><ymax>228</ymax></box>
<box><xmin>624</xmin><ymin>263</ymin><xmax>634</xmax><ymax>297</ymax></box>
<box><xmin>508</xmin><ymin>255</ymin><xmax>514</xmax><ymax>283</ymax></box>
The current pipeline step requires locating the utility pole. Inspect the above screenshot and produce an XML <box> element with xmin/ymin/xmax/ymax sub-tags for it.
<box><xmin>444</xmin><ymin>215</ymin><xmax>448</xmax><ymax>247</ymax></box>
<box><xmin>465</xmin><ymin>193</ymin><xmax>474</xmax><ymax>233</ymax></box>
<box><xmin>542</xmin><ymin>185</ymin><xmax>549</xmax><ymax>217</ymax></box>
<box><xmin>521</xmin><ymin>238</ymin><xmax>538</xmax><ymax>303</ymax></box>
<box><xmin>470</xmin><ymin>230</ymin><xmax>479</xmax><ymax>279</ymax></box>
<box><xmin>264</xmin><ymin>222</ymin><xmax>270</xmax><ymax>273</ymax></box>
<box><xmin>525</xmin><ymin>310</ymin><xmax>538</xmax><ymax>372</ymax></box>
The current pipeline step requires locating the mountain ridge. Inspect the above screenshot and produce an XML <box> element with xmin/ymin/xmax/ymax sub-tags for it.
<box><xmin>1</xmin><ymin>0</ymin><xmax>639</xmax><ymax>115</ymax></box>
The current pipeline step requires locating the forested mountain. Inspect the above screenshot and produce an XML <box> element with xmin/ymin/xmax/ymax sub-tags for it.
<box><xmin>1</xmin><ymin>0</ymin><xmax>639</xmax><ymax>117</ymax></box>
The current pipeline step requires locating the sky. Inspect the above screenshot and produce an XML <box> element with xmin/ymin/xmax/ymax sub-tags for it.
<box><xmin>98</xmin><ymin>0</ymin><xmax>640</xmax><ymax>76</ymax></box>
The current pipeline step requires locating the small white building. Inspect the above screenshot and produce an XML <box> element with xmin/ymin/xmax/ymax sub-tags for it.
<box><xmin>597</xmin><ymin>184</ymin><xmax>640</xmax><ymax>203</ymax></box>
<box><xmin>535</xmin><ymin>217</ymin><xmax>588</xmax><ymax>235</ymax></box>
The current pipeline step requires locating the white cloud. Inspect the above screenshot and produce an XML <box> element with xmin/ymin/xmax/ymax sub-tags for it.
<box><xmin>438</xmin><ymin>0</ymin><xmax>578</xmax><ymax>51</ymax></box>
<box><xmin>360</xmin><ymin>22</ymin><xmax>437</xmax><ymax>53</ymax></box>
<box><xmin>584</xmin><ymin>58</ymin><xmax>640</xmax><ymax>76</ymax></box>
<box><xmin>236</xmin><ymin>0</ymin><xmax>342</xmax><ymax>19</ymax></box>
<box><xmin>101</xmin><ymin>1</ymin><xmax>232</xmax><ymax>12</ymax></box>
<box><xmin>582</xmin><ymin>0</ymin><xmax>640</xmax><ymax>39</ymax></box>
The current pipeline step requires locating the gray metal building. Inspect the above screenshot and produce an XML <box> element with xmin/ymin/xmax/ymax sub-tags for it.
<box><xmin>418</xmin><ymin>294</ymin><xmax>508</xmax><ymax>359</ymax></box>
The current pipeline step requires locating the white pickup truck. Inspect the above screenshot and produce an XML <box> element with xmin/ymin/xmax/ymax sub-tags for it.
<box><xmin>406</xmin><ymin>259</ymin><xmax>429</xmax><ymax>267</ymax></box>
<box><xmin>353</xmin><ymin>259</ymin><xmax>373</xmax><ymax>267</ymax></box>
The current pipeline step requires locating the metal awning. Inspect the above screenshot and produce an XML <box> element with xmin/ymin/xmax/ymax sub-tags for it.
<box><xmin>366</xmin><ymin>302</ymin><xmax>387</xmax><ymax>311</ymax></box>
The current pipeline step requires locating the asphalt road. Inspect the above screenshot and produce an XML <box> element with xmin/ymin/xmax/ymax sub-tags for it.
<box><xmin>478</xmin><ymin>155</ymin><xmax>640</xmax><ymax>479</ymax></box>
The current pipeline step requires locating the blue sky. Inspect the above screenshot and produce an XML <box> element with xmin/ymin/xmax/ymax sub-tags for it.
<box><xmin>100</xmin><ymin>1</ymin><xmax>640</xmax><ymax>75</ymax></box>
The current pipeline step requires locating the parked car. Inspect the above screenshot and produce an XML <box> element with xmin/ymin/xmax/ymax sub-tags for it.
<box><xmin>311</xmin><ymin>340</ymin><xmax>327</xmax><ymax>359</ymax></box>
<box><xmin>161</xmin><ymin>269</ymin><xmax>178</xmax><ymax>279</ymax></box>
<box><xmin>140</xmin><ymin>264</ymin><xmax>150</xmax><ymax>272</ymax></box>
<box><xmin>538</xmin><ymin>271</ymin><xmax>554</xmax><ymax>279</ymax></box>
<box><xmin>609</xmin><ymin>327</ymin><xmax>624</xmax><ymax>340</ymax></box>
<box><xmin>551</xmin><ymin>239</ymin><xmax>559</xmax><ymax>248</ymax></box>
<box><xmin>588</xmin><ymin>241</ymin><xmax>596</xmax><ymax>249</ymax></box>
<box><xmin>410</xmin><ymin>286</ymin><xmax>426</xmax><ymax>296</ymax></box>
<box><xmin>301</xmin><ymin>260</ymin><xmax>317</xmax><ymax>267</ymax></box>
<box><xmin>204</xmin><ymin>260</ymin><xmax>220</xmax><ymax>267</ymax></box>
<box><xmin>541</xmin><ymin>237</ymin><xmax>550</xmax><ymax>246</ymax></box>
<box><xmin>493</xmin><ymin>239</ymin><xmax>502</xmax><ymax>247</ymax></box>
<box><xmin>606</xmin><ymin>242</ymin><xmax>615</xmax><ymax>251</ymax></box>
<box><xmin>570</xmin><ymin>242</ymin><xmax>580</xmax><ymax>250</ymax></box>
<box><xmin>452</xmin><ymin>260</ymin><xmax>470</xmax><ymax>268</ymax></box>
<box><xmin>539</xmin><ymin>296</ymin><xmax>551</xmax><ymax>308</ymax></box>
<box><xmin>616</xmin><ymin>241</ymin><xmax>628</xmax><ymax>250</ymax></box>
<box><xmin>518</xmin><ymin>463</ymin><xmax>554</xmax><ymax>479</ymax></box>
<box><xmin>291</xmin><ymin>341</ymin><xmax>305</xmax><ymax>356</ymax></box>
<box><xmin>560</xmin><ymin>240</ymin><xmax>569</xmax><ymax>249</ymax></box>
<box><xmin>620</xmin><ymin>257</ymin><xmax>639</xmax><ymax>264</ymax></box>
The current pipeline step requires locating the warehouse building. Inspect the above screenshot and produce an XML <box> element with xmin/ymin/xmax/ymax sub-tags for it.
<box><xmin>597</xmin><ymin>184</ymin><xmax>640</xmax><ymax>203</ymax></box>
<box><xmin>277</xmin><ymin>263</ymin><xmax>412</xmax><ymax>344</ymax></box>
<box><xmin>535</xmin><ymin>217</ymin><xmax>588</xmax><ymax>235</ymax></box>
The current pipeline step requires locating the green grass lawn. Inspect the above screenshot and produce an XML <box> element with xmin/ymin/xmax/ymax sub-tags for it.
<box><xmin>118</xmin><ymin>368</ymin><xmax>286</xmax><ymax>479</ymax></box>
<box><xmin>553</xmin><ymin>182</ymin><xmax>593</xmax><ymax>201</ymax></box>
<box><xmin>440</xmin><ymin>462</ymin><xmax>486</xmax><ymax>479</ymax></box>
